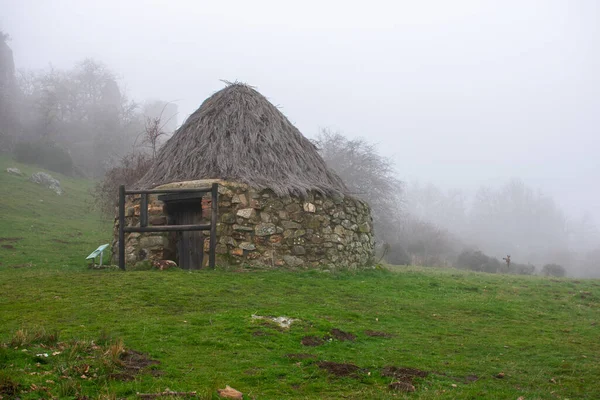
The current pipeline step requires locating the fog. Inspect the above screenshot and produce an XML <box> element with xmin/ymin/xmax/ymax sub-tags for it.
<box><xmin>1</xmin><ymin>0</ymin><xmax>598</xmax><ymax>275</ymax></box>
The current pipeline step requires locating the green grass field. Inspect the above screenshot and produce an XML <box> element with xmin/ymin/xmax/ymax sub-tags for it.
<box><xmin>1</xmin><ymin>155</ymin><xmax>599</xmax><ymax>399</ymax></box>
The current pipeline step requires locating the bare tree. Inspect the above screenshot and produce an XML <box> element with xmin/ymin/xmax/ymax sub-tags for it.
<box><xmin>315</xmin><ymin>129</ymin><xmax>404</xmax><ymax>244</ymax></box>
<box><xmin>137</xmin><ymin>102</ymin><xmax>177</xmax><ymax>159</ymax></box>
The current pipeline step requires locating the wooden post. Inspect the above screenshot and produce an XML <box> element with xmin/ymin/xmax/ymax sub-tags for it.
<box><xmin>209</xmin><ymin>183</ymin><xmax>218</xmax><ymax>269</ymax></box>
<box><xmin>140</xmin><ymin>193</ymin><xmax>148</xmax><ymax>227</ymax></box>
<box><xmin>118</xmin><ymin>185</ymin><xmax>126</xmax><ymax>270</ymax></box>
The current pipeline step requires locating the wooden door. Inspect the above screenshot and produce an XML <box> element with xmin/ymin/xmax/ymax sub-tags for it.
<box><xmin>170</xmin><ymin>202</ymin><xmax>205</xmax><ymax>270</ymax></box>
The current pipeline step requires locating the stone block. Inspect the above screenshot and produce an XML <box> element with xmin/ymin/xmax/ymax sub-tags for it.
<box><xmin>269</xmin><ymin>235</ymin><xmax>283</xmax><ymax>244</ymax></box>
<box><xmin>250</xmin><ymin>199</ymin><xmax>263</xmax><ymax>209</ymax></box>
<box><xmin>283</xmin><ymin>255</ymin><xmax>303</xmax><ymax>267</ymax></box>
<box><xmin>231</xmin><ymin>194</ymin><xmax>248</xmax><ymax>206</ymax></box>
<box><xmin>260</xmin><ymin>212</ymin><xmax>272</xmax><ymax>223</ymax></box>
<box><xmin>285</xmin><ymin>203</ymin><xmax>301</xmax><ymax>213</ymax></box>
<box><xmin>219</xmin><ymin>236</ymin><xmax>237</xmax><ymax>246</ymax></box>
<box><xmin>359</xmin><ymin>222</ymin><xmax>371</xmax><ymax>233</ymax></box>
<box><xmin>282</xmin><ymin>220</ymin><xmax>302</xmax><ymax>230</ymax></box>
<box><xmin>149</xmin><ymin>216</ymin><xmax>167</xmax><ymax>226</ymax></box>
<box><xmin>148</xmin><ymin>206</ymin><xmax>163</xmax><ymax>216</ymax></box>
<box><xmin>233</xmin><ymin>224</ymin><xmax>254</xmax><ymax>232</ymax></box>
<box><xmin>239</xmin><ymin>242</ymin><xmax>256</xmax><ymax>251</ymax></box>
<box><xmin>236</xmin><ymin>208</ymin><xmax>256</xmax><ymax>219</ymax></box>
<box><xmin>303</xmin><ymin>202</ymin><xmax>316</xmax><ymax>213</ymax></box>
<box><xmin>216</xmin><ymin>244</ymin><xmax>229</xmax><ymax>254</ymax></box>
<box><xmin>221</xmin><ymin>213</ymin><xmax>236</xmax><ymax>224</ymax></box>
<box><xmin>231</xmin><ymin>248</ymin><xmax>244</xmax><ymax>256</ymax></box>
<box><xmin>255</xmin><ymin>223</ymin><xmax>276</xmax><ymax>236</ymax></box>
<box><xmin>292</xmin><ymin>246</ymin><xmax>306</xmax><ymax>255</ymax></box>
<box><xmin>139</xmin><ymin>236</ymin><xmax>167</xmax><ymax>248</ymax></box>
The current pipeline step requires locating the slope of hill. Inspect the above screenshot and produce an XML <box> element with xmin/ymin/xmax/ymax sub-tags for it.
<box><xmin>0</xmin><ymin>155</ymin><xmax>112</xmax><ymax>269</ymax></box>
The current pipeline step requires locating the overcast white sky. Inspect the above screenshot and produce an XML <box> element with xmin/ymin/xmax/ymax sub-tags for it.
<box><xmin>2</xmin><ymin>0</ymin><xmax>599</xmax><ymax>219</ymax></box>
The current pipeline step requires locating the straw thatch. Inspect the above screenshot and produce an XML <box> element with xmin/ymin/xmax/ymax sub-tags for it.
<box><xmin>136</xmin><ymin>83</ymin><xmax>347</xmax><ymax>197</ymax></box>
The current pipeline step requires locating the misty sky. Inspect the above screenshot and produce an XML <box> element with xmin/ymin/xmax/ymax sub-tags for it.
<box><xmin>2</xmin><ymin>0</ymin><xmax>598</xmax><ymax>220</ymax></box>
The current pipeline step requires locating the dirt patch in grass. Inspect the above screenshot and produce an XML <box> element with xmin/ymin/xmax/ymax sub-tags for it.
<box><xmin>465</xmin><ymin>374</ymin><xmax>479</xmax><ymax>383</ymax></box>
<box><xmin>0</xmin><ymin>237</ymin><xmax>22</xmax><ymax>242</ymax></box>
<box><xmin>383</xmin><ymin>366</ymin><xmax>428</xmax><ymax>392</ymax></box>
<box><xmin>301</xmin><ymin>336</ymin><xmax>324</xmax><ymax>347</ymax></box>
<box><xmin>301</xmin><ymin>329</ymin><xmax>356</xmax><ymax>346</ymax></box>
<box><xmin>285</xmin><ymin>353</ymin><xmax>316</xmax><ymax>360</ymax></box>
<box><xmin>121</xmin><ymin>349</ymin><xmax>160</xmax><ymax>370</ymax></box>
<box><xmin>330</xmin><ymin>328</ymin><xmax>355</xmax><ymax>342</ymax></box>
<box><xmin>1</xmin><ymin>244</ymin><xmax>15</xmax><ymax>249</ymax></box>
<box><xmin>317</xmin><ymin>361</ymin><xmax>361</xmax><ymax>378</ymax></box>
<box><xmin>252</xmin><ymin>330</ymin><xmax>268</xmax><ymax>337</ymax></box>
<box><xmin>0</xmin><ymin>374</ymin><xmax>23</xmax><ymax>397</ymax></box>
<box><xmin>111</xmin><ymin>350</ymin><xmax>161</xmax><ymax>381</ymax></box>
<box><xmin>364</xmin><ymin>330</ymin><xmax>394</xmax><ymax>338</ymax></box>
<box><xmin>382</xmin><ymin>366</ymin><xmax>429</xmax><ymax>383</ymax></box>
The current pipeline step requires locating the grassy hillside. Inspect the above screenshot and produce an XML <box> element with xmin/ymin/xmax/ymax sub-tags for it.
<box><xmin>0</xmin><ymin>155</ymin><xmax>112</xmax><ymax>269</ymax></box>
<box><xmin>1</xmin><ymin>155</ymin><xmax>599</xmax><ymax>399</ymax></box>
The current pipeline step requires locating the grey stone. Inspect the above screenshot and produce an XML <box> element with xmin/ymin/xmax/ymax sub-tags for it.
<box><xmin>303</xmin><ymin>202</ymin><xmax>316</xmax><ymax>213</ymax></box>
<box><xmin>139</xmin><ymin>236</ymin><xmax>167</xmax><ymax>248</ymax></box>
<box><xmin>217</xmin><ymin>186</ymin><xmax>234</xmax><ymax>196</ymax></box>
<box><xmin>285</xmin><ymin>203</ymin><xmax>301</xmax><ymax>213</ymax></box>
<box><xmin>219</xmin><ymin>236</ymin><xmax>237</xmax><ymax>246</ymax></box>
<box><xmin>260</xmin><ymin>212</ymin><xmax>272</xmax><ymax>223</ymax></box>
<box><xmin>281</xmin><ymin>220</ymin><xmax>302</xmax><ymax>230</ymax></box>
<box><xmin>293</xmin><ymin>246</ymin><xmax>306</xmax><ymax>255</ymax></box>
<box><xmin>30</xmin><ymin>172</ymin><xmax>63</xmax><ymax>195</ymax></box>
<box><xmin>359</xmin><ymin>222</ymin><xmax>371</xmax><ymax>233</ymax></box>
<box><xmin>269</xmin><ymin>200</ymin><xmax>284</xmax><ymax>210</ymax></box>
<box><xmin>6</xmin><ymin>167</ymin><xmax>22</xmax><ymax>176</ymax></box>
<box><xmin>294</xmin><ymin>229</ymin><xmax>306</xmax><ymax>238</ymax></box>
<box><xmin>221</xmin><ymin>213</ymin><xmax>236</xmax><ymax>224</ymax></box>
<box><xmin>255</xmin><ymin>223</ymin><xmax>277</xmax><ymax>236</ymax></box>
<box><xmin>283</xmin><ymin>255</ymin><xmax>303</xmax><ymax>267</ymax></box>
<box><xmin>216</xmin><ymin>244</ymin><xmax>229</xmax><ymax>254</ymax></box>
<box><xmin>233</xmin><ymin>224</ymin><xmax>254</xmax><ymax>232</ymax></box>
<box><xmin>231</xmin><ymin>194</ymin><xmax>248</xmax><ymax>205</ymax></box>
<box><xmin>236</xmin><ymin>208</ymin><xmax>256</xmax><ymax>219</ymax></box>
<box><xmin>239</xmin><ymin>242</ymin><xmax>256</xmax><ymax>251</ymax></box>
<box><xmin>341</xmin><ymin>219</ymin><xmax>353</xmax><ymax>229</ymax></box>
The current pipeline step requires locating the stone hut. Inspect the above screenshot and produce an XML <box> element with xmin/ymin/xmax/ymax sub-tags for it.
<box><xmin>112</xmin><ymin>83</ymin><xmax>374</xmax><ymax>269</ymax></box>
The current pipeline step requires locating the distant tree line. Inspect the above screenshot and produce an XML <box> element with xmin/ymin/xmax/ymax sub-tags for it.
<box><xmin>0</xmin><ymin>31</ymin><xmax>177</xmax><ymax>179</ymax></box>
<box><xmin>316</xmin><ymin>130</ymin><xmax>600</xmax><ymax>278</ymax></box>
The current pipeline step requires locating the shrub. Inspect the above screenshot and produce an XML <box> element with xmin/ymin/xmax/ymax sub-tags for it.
<box><xmin>92</xmin><ymin>152</ymin><xmax>153</xmax><ymax>216</ymax></box>
<box><xmin>13</xmin><ymin>140</ymin><xmax>74</xmax><ymax>175</ymax></box>
<box><xmin>384</xmin><ymin>243</ymin><xmax>411</xmax><ymax>265</ymax></box>
<box><xmin>456</xmin><ymin>250</ymin><xmax>501</xmax><ymax>273</ymax></box>
<box><xmin>541</xmin><ymin>263</ymin><xmax>566</xmax><ymax>277</ymax></box>
<box><xmin>511</xmin><ymin>262</ymin><xmax>535</xmax><ymax>275</ymax></box>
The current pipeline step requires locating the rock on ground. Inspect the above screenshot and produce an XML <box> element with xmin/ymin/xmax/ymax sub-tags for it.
<box><xmin>6</xmin><ymin>167</ymin><xmax>23</xmax><ymax>176</ymax></box>
<box><xmin>30</xmin><ymin>172</ymin><xmax>63</xmax><ymax>195</ymax></box>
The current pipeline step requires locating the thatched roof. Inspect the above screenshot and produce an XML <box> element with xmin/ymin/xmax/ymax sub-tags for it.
<box><xmin>136</xmin><ymin>83</ymin><xmax>347</xmax><ymax>197</ymax></box>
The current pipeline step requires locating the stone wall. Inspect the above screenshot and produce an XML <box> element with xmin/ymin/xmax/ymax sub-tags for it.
<box><xmin>112</xmin><ymin>179</ymin><xmax>374</xmax><ymax>269</ymax></box>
